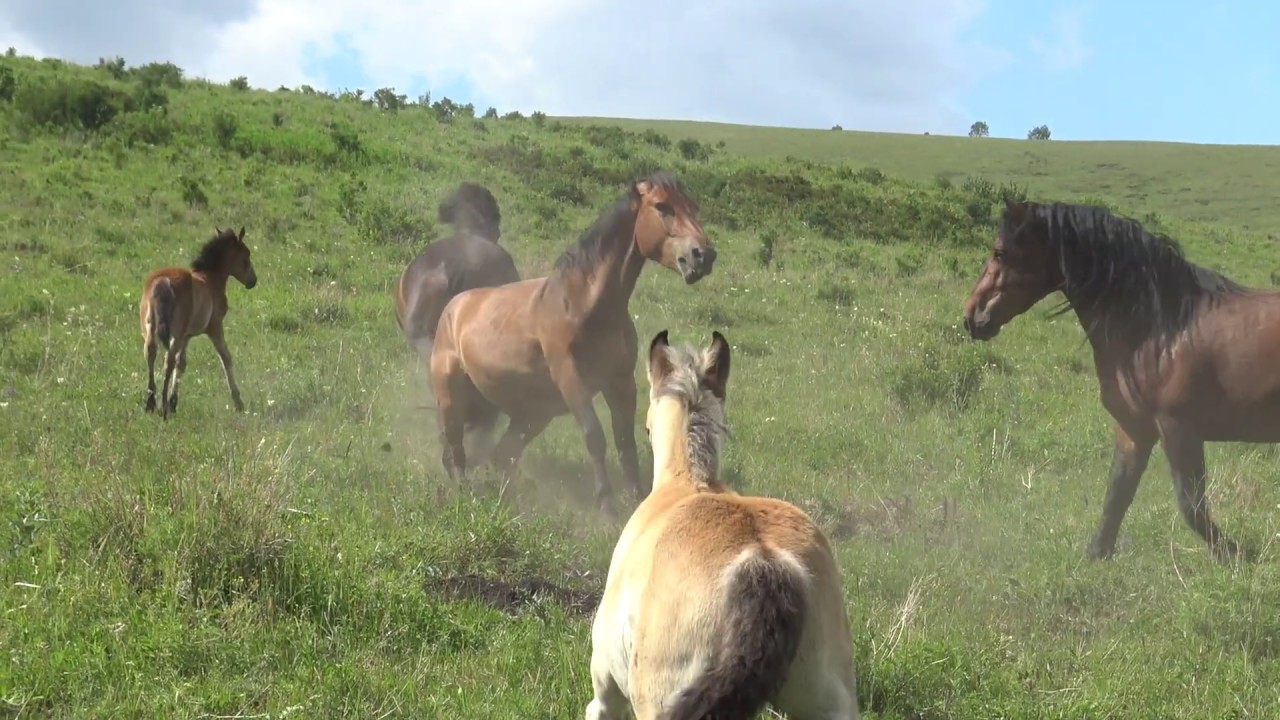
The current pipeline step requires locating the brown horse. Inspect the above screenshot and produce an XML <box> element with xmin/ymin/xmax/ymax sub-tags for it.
<box><xmin>393</xmin><ymin>182</ymin><xmax>519</xmax><ymax>359</ymax></box>
<box><xmin>430</xmin><ymin>171</ymin><xmax>717</xmax><ymax>515</ymax></box>
<box><xmin>964</xmin><ymin>197</ymin><xmax>1279</xmax><ymax>561</ymax></box>
<box><xmin>139</xmin><ymin>227</ymin><xmax>258</xmax><ymax>420</ymax></box>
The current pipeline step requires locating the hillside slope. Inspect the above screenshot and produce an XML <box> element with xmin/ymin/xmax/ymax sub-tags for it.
<box><xmin>562</xmin><ymin>116</ymin><xmax>1280</xmax><ymax>233</ymax></box>
<box><xmin>2</xmin><ymin>54</ymin><xmax>1279</xmax><ymax>719</ymax></box>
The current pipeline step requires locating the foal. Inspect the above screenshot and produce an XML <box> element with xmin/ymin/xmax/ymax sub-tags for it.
<box><xmin>139</xmin><ymin>227</ymin><xmax>258</xmax><ymax>420</ymax></box>
<box><xmin>585</xmin><ymin>330</ymin><xmax>861</xmax><ymax>720</ymax></box>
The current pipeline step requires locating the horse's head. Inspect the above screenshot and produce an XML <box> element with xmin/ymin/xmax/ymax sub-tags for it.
<box><xmin>438</xmin><ymin>182</ymin><xmax>502</xmax><ymax>242</ymax></box>
<box><xmin>964</xmin><ymin>198</ymin><xmax>1060</xmax><ymax>340</ymax></box>
<box><xmin>222</xmin><ymin>226</ymin><xmax>258</xmax><ymax>289</ymax></box>
<box><xmin>631</xmin><ymin>172</ymin><xmax>716</xmax><ymax>284</ymax></box>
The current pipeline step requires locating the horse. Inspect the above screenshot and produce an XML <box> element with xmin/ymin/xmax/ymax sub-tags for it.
<box><xmin>429</xmin><ymin>171</ymin><xmax>717</xmax><ymax>517</ymax></box>
<box><xmin>393</xmin><ymin>181</ymin><xmax>519</xmax><ymax>360</ymax></box>
<box><xmin>584</xmin><ymin>330</ymin><xmax>861</xmax><ymax>720</ymax></box>
<box><xmin>964</xmin><ymin>197</ymin><xmax>1280</xmax><ymax>562</ymax></box>
<box><xmin>139</xmin><ymin>226</ymin><xmax>258</xmax><ymax>420</ymax></box>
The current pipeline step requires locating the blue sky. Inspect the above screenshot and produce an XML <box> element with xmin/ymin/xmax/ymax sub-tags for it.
<box><xmin>291</xmin><ymin>1</ymin><xmax>1280</xmax><ymax>145</ymax></box>
<box><xmin>962</xmin><ymin>1</ymin><xmax>1278</xmax><ymax>144</ymax></box>
<box><xmin>2</xmin><ymin>0</ymin><xmax>1276</xmax><ymax>145</ymax></box>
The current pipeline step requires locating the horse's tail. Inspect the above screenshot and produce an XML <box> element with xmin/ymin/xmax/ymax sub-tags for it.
<box><xmin>667</xmin><ymin>550</ymin><xmax>808</xmax><ymax>720</ymax></box>
<box><xmin>150</xmin><ymin>278</ymin><xmax>176</xmax><ymax>350</ymax></box>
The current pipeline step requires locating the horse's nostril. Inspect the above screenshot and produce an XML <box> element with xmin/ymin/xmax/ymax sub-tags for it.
<box><xmin>691</xmin><ymin>247</ymin><xmax>703</xmax><ymax>261</ymax></box>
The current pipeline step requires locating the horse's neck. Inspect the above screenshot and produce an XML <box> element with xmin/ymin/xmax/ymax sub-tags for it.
<box><xmin>194</xmin><ymin>269</ymin><xmax>230</xmax><ymax>294</ymax></box>
<box><xmin>649</xmin><ymin>400</ymin><xmax>723</xmax><ymax>493</ymax></box>
<box><xmin>579</xmin><ymin>233</ymin><xmax>647</xmax><ymax>316</ymax></box>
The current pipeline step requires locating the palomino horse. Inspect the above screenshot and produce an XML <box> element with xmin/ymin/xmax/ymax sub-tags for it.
<box><xmin>393</xmin><ymin>181</ymin><xmax>519</xmax><ymax>360</ymax></box>
<box><xmin>430</xmin><ymin>171</ymin><xmax>717</xmax><ymax>516</ymax></box>
<box><xmin>585</xmin><ymin>330</ymin><xmax>861</xmax><ymax>720</ymax></box>
<box><xmin>139</xmin><ymin>227</ymin><xmax>258</xmax><ymax>420</ymax></box>
<box><xmin>964</xmin><ymin>197</ymin><xmax>1278</xmax><ymax>561</ymax></box>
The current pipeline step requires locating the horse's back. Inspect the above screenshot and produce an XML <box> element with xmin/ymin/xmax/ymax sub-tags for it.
<box><xmin>618</xmin><ymin>489</ymin><xmax>852</xmax><ymax>717</ymax></box>
<box><xmin>400</xmin><ymin>238</ymin><xmax>520</xmax><ymax>347</ymax></box>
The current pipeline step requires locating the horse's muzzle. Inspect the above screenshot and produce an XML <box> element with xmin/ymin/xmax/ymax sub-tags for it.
<box><xmin>963</xmin><ymin>310</ymin><xmax>1000</xmax><ymax>340</ymax></box>
<box><xmin>678</xmin><ymin>245</ymin><xmax>716</xmax><ymax>284</ymax></box>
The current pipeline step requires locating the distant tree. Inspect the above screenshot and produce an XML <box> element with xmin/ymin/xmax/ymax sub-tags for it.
<box><xmin>229</xmin><ymin>76</ymin><xmax>249</xmax><ymax>91</ymax></box>
<box><xmin>969</xmin><ymin>121</ymin><xmax>989</xmax><ymax>137</ymax></box>
<box><xmin>831</xmin><ymin>124</ymin><xmax>843</xmax><ymax>131</ymax></box>
<box><xmin>483</xmin><ymin>106</ymin><xmax>498</xmax><ymax>119</ymax></box>
<box><xmin>1027</xmin><ymin>124</ymin><xmax>1051</xmax><ymax>140</ymax></box>
<box><xmin>373</xmin><ymin>87</ymin><xmax>407</xmax><ymax>112</ymax></box>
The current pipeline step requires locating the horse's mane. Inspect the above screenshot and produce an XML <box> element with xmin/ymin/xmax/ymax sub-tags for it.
<box><xmin>1016</xmin><ymin>202</ymin><xmax>1246</xmax><ymax>345</ymax></box>
<box><xmin>553</xmin><ymin>171</ymin><xmax>697</xmax><ymax>277</ymax></box>
<box><xmin>650</xmin><ymin>341</ymin><xmax>728</xmax><ymax>484</ymax></box>
<box><xmin>438</xmin><ymin>182</ymin><xmax>502</xmax><ymax>242</ymax></box>
<box><xmin>191</xmin><ymin>229</ymin><xmax>242</xmax><ymax>273</ymax></box>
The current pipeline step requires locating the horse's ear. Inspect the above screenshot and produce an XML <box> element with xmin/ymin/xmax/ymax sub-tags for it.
<box><xmin>648</xmin><ymin>330</ymin><xmax>673</xmax><ymax>386</ymax></box>
<box><xmin>238</xmin><ymin>226</ymin><xmax>246</xmax><ymax>240</ymax></box>
<box><xmin>703</xmin><ymin>331</ymin><xmax>731</xmax><ymax>400</ymax></box>
<box><xmin>632</xmin><ymin>179</ymin><xmax>652</xmax><ymax>198</ymax></box>
<box><xmin>1003</xmin><ymin>196</ymin><xmax>1027</xmax><ymax>223</ymax></box>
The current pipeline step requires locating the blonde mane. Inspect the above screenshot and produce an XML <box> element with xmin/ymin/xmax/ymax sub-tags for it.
<box><xmin>649</xmin><ymin>340</ymin><xmax>729</xmax><ymax>485</ymax></box>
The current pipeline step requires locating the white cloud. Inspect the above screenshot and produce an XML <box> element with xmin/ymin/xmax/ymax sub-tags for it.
<box><xmin>0</xmin><ymin>0</ymin><xmax>1009</xmax><ymax>134</ymax></box>
<box><xmin>1029</xmin><ymin>5</ymin><xmax>1093</xmax><ymax>71</ymax></box>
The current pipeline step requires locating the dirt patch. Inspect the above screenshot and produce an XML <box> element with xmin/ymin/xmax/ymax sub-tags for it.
<box><xmin>433</xmin><ymin>573</ymin><xmax>602</xmax><ymax>618</ymax></box>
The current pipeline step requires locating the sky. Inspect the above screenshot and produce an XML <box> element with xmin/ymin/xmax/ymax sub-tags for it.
<box><xmin>0</xmin><ymin>0</ymin><xmax>1275</xmax><ymax>145</ymax></box>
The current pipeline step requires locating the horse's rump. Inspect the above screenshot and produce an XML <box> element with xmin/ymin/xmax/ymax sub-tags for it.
<box><xmin>149</xmin><ymin>276</ymin><xmax>177</xmax><ymax>350</ymax></box>
<box><xmin>662</xmin><ymin>546</ymin><xmax>808</xmax><ymax>720</ymax></box>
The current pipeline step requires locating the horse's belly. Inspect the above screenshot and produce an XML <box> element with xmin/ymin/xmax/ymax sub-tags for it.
<box><xmin>1195</xmin><ymin>401</ymin><xmax>1280</xmax><ymax>443</ymax></box>
<box><xmin>457</xmin><ymin>337</ymin><xmax>566</xmax><ymax>416</ymax></box>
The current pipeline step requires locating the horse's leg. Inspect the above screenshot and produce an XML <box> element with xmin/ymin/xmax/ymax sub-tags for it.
<box><xmin>550</xmin><ymin>359</ymin><xmax>614</xmax><ymax>516</ymax></box>
<box><xmin>1087</xmin><ymin>423</ymin><xmax>1156</xmax><ymax>559</ymax></box>
<box><xmin>167</xmin><ymin>347</ymin><xmax>187</xmax><ymax>415</ymax></box>
<box><xmin>603</xmin><ymin>370</ymin><xmax>644</xmax><ymax>499</ymax></box>
<box><xmin>488</xmin><ymin>413</ymin><xmax>554</xmax><ymax>483</ymax></box>
<box><xmin>430</xmin><ymin>350</ymin><xmax>470</xmax><ymax>481</ymax></box>
<box><xmin>158</xmin><ymin>341</ymin><xmax>180</xmax><ymax>421</ymax></box>
<box><xmin>583</xmin><ymin>666</ymin><xmax>629</xmax><ymax>720</ymax></box>
<box><xmin>1162</xmin><ymin>429</ymin><xmax>1239</xmax><ymax>561</ymax></box>
<box><xmin>144</xmin><ymin>336</ymin><xmax>159</xmax><ymax>413</ymax></box>
<box><xmin>207</xmin><ymin>324</ymin><xmax>245</xmax><ymax>413</ymax></box>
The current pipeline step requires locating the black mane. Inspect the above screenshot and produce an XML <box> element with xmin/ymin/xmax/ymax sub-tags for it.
<box><xmin>191</xmin><ymin>229</ymin><xmax>241</xmax><ymax>273</ymax></box>
<box><xmin>552</xmin><ymin>171</ymin><xmax>696</xmax><ymax>277</ymax></box>
<box><xmin>1017</xmin><ymin>202</ymin><xmax>1245</xmax><ymax>344</ymax></box>
<box><xmin>438</xmin><ymin>182</ymin><xmax>502</xmax><ymax>242</ymax></box>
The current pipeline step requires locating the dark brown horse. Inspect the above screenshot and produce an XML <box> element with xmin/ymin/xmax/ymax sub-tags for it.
<box><xmin>964</xmin><ymin>197</ymin><xmax>1279</xmax><ymax>561</ymax></box>
<box><xmin>394</xmin><ymin>182</ymin><xmax>519</xmax><ymax>359</ymax></box>
<box><xmin>139</xmin><ymin>227</ymin><xmax>258</xmax><ymax>420</ymax></box>
<box><xmin>430</xmin><ymin>171</ymin><xmax>717</xmax><ymax>516</ymax></box>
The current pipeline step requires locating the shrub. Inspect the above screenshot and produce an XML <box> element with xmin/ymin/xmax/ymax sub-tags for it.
<box><xmin>14</xmin><ymin>75</ymin><xmax>134</xmax><ymax>131</ymax></box>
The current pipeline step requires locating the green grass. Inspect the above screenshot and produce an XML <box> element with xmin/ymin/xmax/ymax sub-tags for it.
<box><xmin>2</xmin><ymin>52</ymin><xmax>1280</xmax><ymax>718</ymax></box>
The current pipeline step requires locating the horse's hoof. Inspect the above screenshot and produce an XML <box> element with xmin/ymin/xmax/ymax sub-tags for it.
<box><xmin>1211</xmin><ymin>539</ymin><xmax>1243</xmax><ymax>563</ymax></box>
<box><xmin>144</xmin><ymin>397</ymin><xmax>156</xmax><ymax>413</ymax></box>
<box><xmin>1086</xmin><ymin>538</ymin><xmax>1115</xmax><ymax>560</ymax></box>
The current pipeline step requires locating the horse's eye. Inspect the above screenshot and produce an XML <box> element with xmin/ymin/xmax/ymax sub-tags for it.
<box><xmin>655</xmin><ymin>202</ymin><xmax>674</xmax><ymax>216</ymax></box>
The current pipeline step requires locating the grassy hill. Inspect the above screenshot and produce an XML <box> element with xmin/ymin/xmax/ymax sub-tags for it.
<box><xmin>561</xmin><ymin>116</ymin><xmax>1280</xmax><ymax>234</ymax></box>
<box><xmin>2</xmin><ymin>53</ymin><xmax>1279</xmax><ymax>718</ymax></box>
